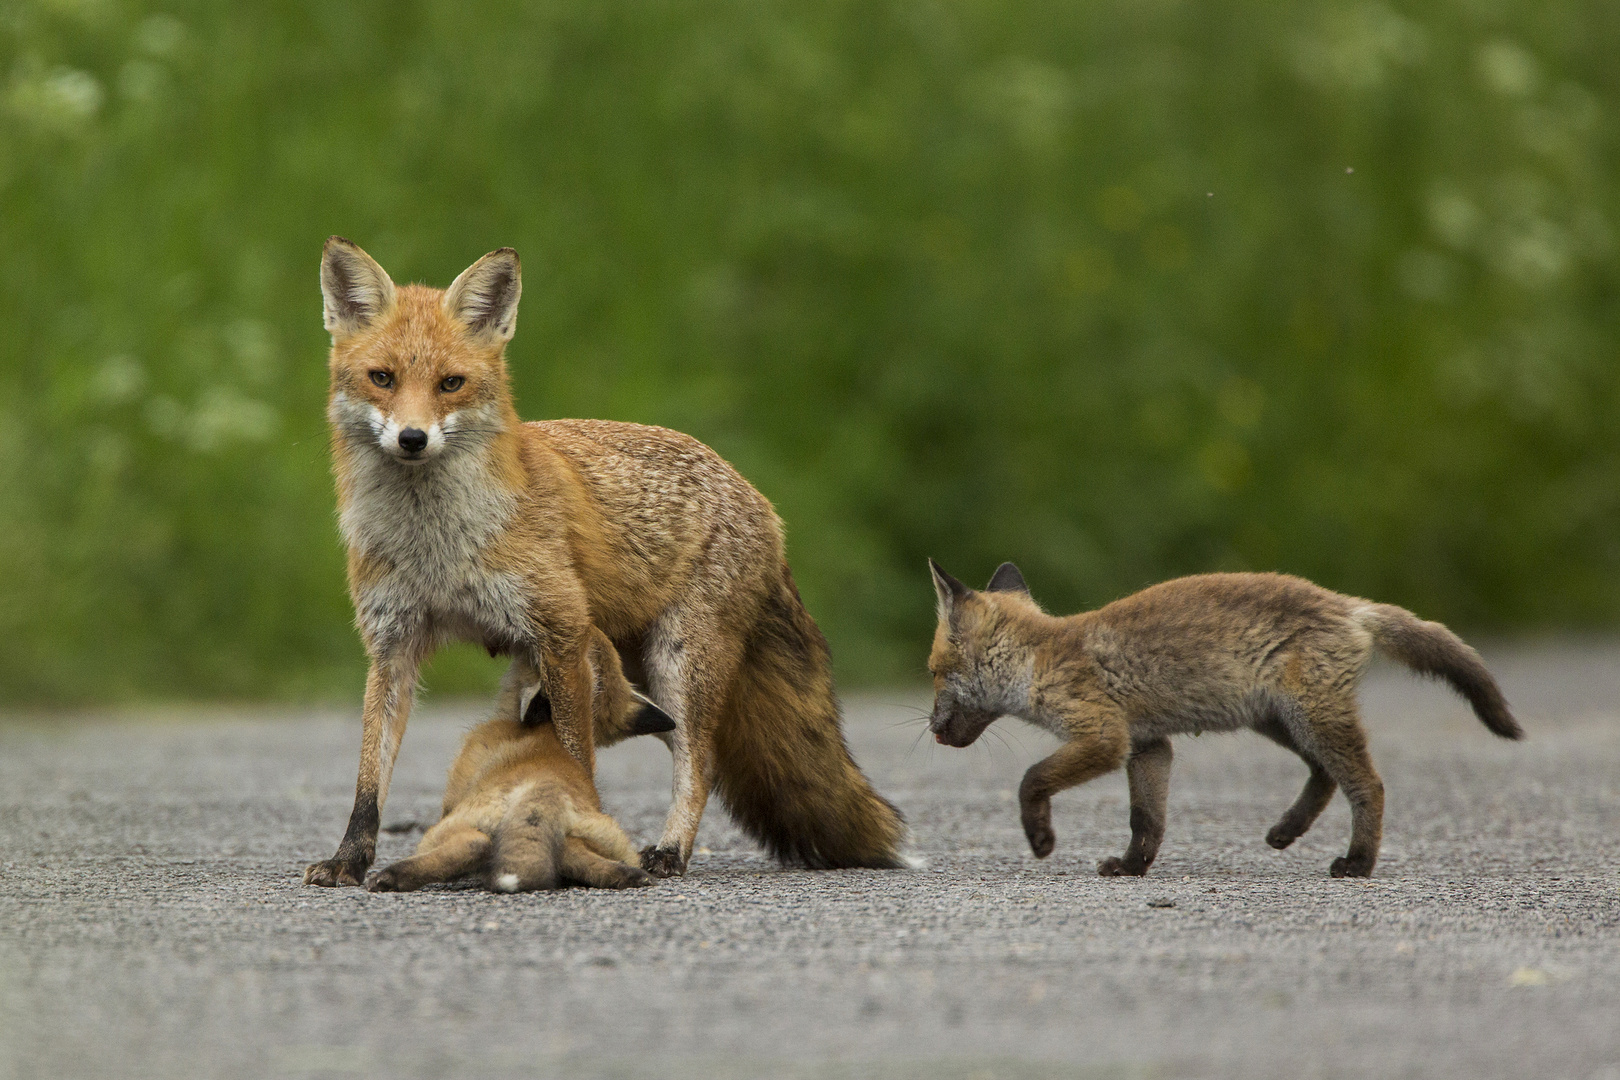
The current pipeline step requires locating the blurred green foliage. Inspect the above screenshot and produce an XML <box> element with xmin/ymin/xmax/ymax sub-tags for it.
<box><xmin>2</xmin><ymin>0</ymin><xmax>1617</xmax><ymax>703</ymax></box>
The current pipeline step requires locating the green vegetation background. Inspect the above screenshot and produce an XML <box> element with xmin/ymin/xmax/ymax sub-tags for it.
<box><xmin>2</xmin><ymin>0</ymin><xmax>1616</xmax><ymax>703</ymax></box>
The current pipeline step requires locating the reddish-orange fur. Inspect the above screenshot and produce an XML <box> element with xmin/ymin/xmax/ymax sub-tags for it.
<box><xmin>304</xmin><ymin>239</ymin><xmax>905</xmax><ymax>886</ymax></box>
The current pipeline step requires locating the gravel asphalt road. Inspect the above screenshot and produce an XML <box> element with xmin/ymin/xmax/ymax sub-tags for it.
<box><xmin>2</xmin><ymin>642</ymin><xmax>1618</xmax><ymax>1079</ymax></box>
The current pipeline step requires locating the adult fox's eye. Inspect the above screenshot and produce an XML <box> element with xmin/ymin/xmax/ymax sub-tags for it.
<box><xmin>369</xmin><ymin>371</ymin><xmax>393</xmax><ymax>389</ymax></box>
<box><xmin>440</xmin><ymin>375</ymin><xmax>465</xmax><ymax>392</ymax></box>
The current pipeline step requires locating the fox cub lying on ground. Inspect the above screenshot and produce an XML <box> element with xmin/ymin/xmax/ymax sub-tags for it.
<box><xmin>367</xmin><ymin>627</ymin><xmax>673</xmax><ymax>893</ymax></box>
<box><xmin>926</xmin><ymin>563</ymin><xmax>1522</xmax><ymax>878</ymax></box>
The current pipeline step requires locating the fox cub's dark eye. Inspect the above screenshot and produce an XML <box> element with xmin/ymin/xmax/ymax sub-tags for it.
<box><xmin>369</xmin><ymin>370</ymin><xmax>393</xmax><ymax>389</ymax></box>
<box><xmin>440</xmin><ymin>375</ymin><xmax>466</xmax><ymax>392</ymax></box>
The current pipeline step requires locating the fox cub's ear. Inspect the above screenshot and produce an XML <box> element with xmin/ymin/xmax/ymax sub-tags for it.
<box><xmin>520</xmin><ymin>687</ymin><xmax>553</xmax><ymax>727</ymax></box>
<box><xmin>985</xmin><ymin>561</ymin><xmax>1029</xmax><ymax>595</ymax></box>
<box><xmin>444</xmin><ymin>248</ymin><xmax>522</xmax><ymax>344</ymax></box>
<box><xmin>929</xmin><ymin>558</ymin><xmax>970</xmax><ymax>622</ymax></box>
<box><xmin>626</xmin><ymin>691</ymin><xmax>677</xmax><ymax>737</ymax></box>
<box><xmin>320</xmin><ymin>237</ymin><xmax>396</xmax><ymax>340</ymax></box>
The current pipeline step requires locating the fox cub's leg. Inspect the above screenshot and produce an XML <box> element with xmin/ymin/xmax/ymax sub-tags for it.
<box><xmin>1098</xmin><ymin>737</ymin><xmax>1173</xmax><ymax>877</ymax></box>
<box><xmin>1254</xmin><ymin>718</ymin><xmax>1338</xmax><ymax>850</ymax></box>
<box><xmin>366</xmin><ymin>825</ymin><xmax>490</xmax><ymax>893</ymax></box>
<box><xmin>640</xmin><ymin>608</ymin><xmax>739</xmax><ymax>878</ymax></box>
<box><xmin>1294</xmin><ymin>694</ymin><xmax>1384</xmax><ymax>878</ymax></box>
<box><xmin>561</xmin><ymin>837</ymin><xmax>654</xmax><ymax>889</ymax></box>
<box><xmin>1018</xmin><ymin>715</ymin><xmax>1129</xmax><ymax>861</ymax></box>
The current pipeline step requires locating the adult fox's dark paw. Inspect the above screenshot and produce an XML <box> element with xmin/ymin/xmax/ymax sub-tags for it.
<box><xmin>303</xmin><ymin>857</ymin><xmax>367</xmax><ymax>887</ymax></box>
<box><xmin>639</xmin><ymin>846</ymin><xmax>687</xmax><ymax>878</ymax></box>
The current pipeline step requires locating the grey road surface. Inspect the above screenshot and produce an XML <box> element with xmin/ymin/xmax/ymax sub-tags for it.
<box><xmin>2</xmin><ymin>643</ymin><xmax>1618</xmax><ymax>1080</ymax></box>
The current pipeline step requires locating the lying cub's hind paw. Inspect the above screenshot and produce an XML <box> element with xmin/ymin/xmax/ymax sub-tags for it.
<box><xmin>610</xmin><ymin>865</ymin><xmax>655</xmax><ymax>889</ymax></box>
<box><xmin>640</xmin><ymin>846</ymin><xmax>687</xmax><ymax>878</ymax></box>
<box><xmin>364</xmin><ymin>868</ymin><xmax>407</xmax><ymax>892</ymax></box>
<box><xmin>1330</xmin><ymin>855</ymin><xmax>1374</xmax><ymax>878</ymax></box>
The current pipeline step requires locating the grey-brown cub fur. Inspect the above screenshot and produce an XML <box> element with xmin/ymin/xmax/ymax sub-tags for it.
<box><xmin>926</xmin><ymin>562</ymin><xmax>1523</xmax><ymax>878</ymax></box>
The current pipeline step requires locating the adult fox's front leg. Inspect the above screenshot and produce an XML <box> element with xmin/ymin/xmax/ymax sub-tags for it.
<box><xmin>305</xmin><ymin>655</ymin><xmax>420</xmax><ymax>886</ymax></box>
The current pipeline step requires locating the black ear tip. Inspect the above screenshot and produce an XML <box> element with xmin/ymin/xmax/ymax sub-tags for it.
<box><xmin>986</xmin><ymin>561</ymin><xmax>1029</xmax><ymax>594</ymax></box>
<box><xmin>628</xmin><ymin>698</ymin><xmax>677</xmax><ymax>737</ymax></box>
<box><xmin>521</xmin><ymin>690</ymin><xmax>553</xmax><ymax>727</ymax></box>
<box><xmin>929</xmin><ymin>559</ymin><xmax>970</xmax><ymax>598</ymax></box>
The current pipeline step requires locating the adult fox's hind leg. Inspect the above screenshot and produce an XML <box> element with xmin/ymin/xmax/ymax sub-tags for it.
<box><xmin>639</xmin><ymin>606</ymin><xmax>739</xmax><ymax>877</ymax></box>
<box><xmin>1254</xmin><ymin>717</ymin><xmax>1338</xmax><ymax>850</ymax></box>
<box><xmin>1098</xmin><ymin>737</ymin><xmax>1172</xmax><ymax>877</ymax></box>
<box><xmin>366</xmin><ymin>825</ymin><xmax>489</xmax><ymax>892</ymax></box>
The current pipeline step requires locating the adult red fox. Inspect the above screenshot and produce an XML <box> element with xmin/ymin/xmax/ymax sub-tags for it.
<box><xmin>303</xmin><ymin>238</ymin><xmax>905</xmax><ymax>886</ymax></box>
<box><xmin>926</xmin><ymin>562</ymin><xmax>1522</xmax><ymax>878</ymax></box>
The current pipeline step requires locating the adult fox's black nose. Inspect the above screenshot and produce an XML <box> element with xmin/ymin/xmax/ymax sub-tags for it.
<box><xmin>398</xmin><ymin>427</ymin><xmax>428</xmax><ymax>453</ymax></box>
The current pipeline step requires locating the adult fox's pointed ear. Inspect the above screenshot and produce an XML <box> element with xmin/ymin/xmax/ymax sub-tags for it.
<box><xmin>444</xmin><ymin>248</ymin><xmax>522</xmax><ymax>344</ymax></box>
<box><xmin>625</xmin><ymin>691</ymin><xmax>677</xmax><ymax>737</ymax></box>
<box><xmin>320</xmin><ymin>237</ymin><xmax>396</xmax><ymax>340</ymax></box>
<box><xmin>929</xmin><ymin>558</ymin><xmax>970</xmax><ymax>622</ymax></box>
<box><xmin>986</xmin><ymin>561</ymin><xmax>1029</xmax><ymax>595</ymax></box>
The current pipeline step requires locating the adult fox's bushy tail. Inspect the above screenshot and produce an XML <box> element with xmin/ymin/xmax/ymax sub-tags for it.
<box><xmin>711</xmin><ymin>565</ymin><xmax>909</xmax><ymax>869</ymax></box>
<box><xmin>1358</xmin><ymin>604</ymin><xmax>1523</xmax><ymax>740</ymax></box>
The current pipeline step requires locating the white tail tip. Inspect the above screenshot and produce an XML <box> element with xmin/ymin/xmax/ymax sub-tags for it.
<box><xmin>493</xmin><ymin>873</ymin><xmax>520</xmax><ymax>893</ymax></box>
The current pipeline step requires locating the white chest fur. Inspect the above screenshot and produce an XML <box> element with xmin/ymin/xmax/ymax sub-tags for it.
<box><xmin>340</xmin><ymin>448</ymin><xmax>529</xmax><ymax>651</ymax></box>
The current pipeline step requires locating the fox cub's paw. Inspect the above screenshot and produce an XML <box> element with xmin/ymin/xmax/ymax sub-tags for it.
<box><xmin>364</xmin><ymin>867</ymin><xmax>413</xmax><ymax>893</ymax></box>
<box><xmin>639</xmin><ymin>846</ymin><xmax>687</xmax><ymax>878</ymax></box>
<box><xmin>602</xmin><ymin>864</ymin><xmax>656</xmax><ymax>889</ymax></box>
<box><xmin>304</xmin><ymin>857</ymin><xmax>368</xmax><ymax>888</ymax></box>
<box><xmin>1020</xmin><ymin>799</ymin><xmax>1056</xmax><ymax>859</ymax></box>
<box><xmin>1329</xmin><ymin>854</ymin><xmax>1375</xmax><ymax>879</ymax></box>
<box><xmin>1097</xmin><ymin>855</ymin><xmax>1150</xmax><ymax>877</ymax></box>
<box><xmin>1265</xmin><ymin>824</ymin><xmax>1300</xmax><ymax>850</ymax></box>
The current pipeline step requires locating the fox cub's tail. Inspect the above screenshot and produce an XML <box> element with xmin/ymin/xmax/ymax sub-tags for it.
<box><xmin>712</xmin><ymin>565</ymin><xmax>909</xmax><ymax>869</ymax></box>
<box><xmin>488</xmin><ymin>787</ymin><xmax>568</xmax><ymax>893</ymax></box>
<box><xmin>1358</xmin><ymin>604</ymin><xmax>1523</xmax><ymax>740</ymax></box>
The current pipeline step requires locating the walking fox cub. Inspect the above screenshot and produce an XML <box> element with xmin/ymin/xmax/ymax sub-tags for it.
<box><xmin>307</xmin><ymin>238</ymin><xmax>904</xmax><ymax>888</ymax></box>
<box><xmin>926</xmin><ymin>563</ymin><xmax>1522</xmax><ymax>878</ymax></box>
<box><xmin>367</xmin><ymin>626</ymin><xmax>674</xmax><ymax>893</ymax></box>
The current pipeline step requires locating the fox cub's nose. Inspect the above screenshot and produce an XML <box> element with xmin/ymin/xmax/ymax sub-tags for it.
<box><xmin>398</xmin><ymin>427</ymin><xmax>428</xmax><ymax>453</ymax></box>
